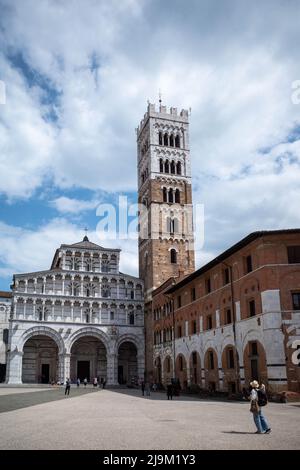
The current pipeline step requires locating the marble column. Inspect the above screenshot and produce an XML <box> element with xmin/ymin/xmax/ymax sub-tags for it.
<box><xmin>6</xmin><ymin>350</ymin><xmax>23</xmax><ymax>384</ymax></box>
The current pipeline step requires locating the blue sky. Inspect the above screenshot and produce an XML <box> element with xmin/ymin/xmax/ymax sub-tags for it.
<box><xmin>0</xmin><ymin>0</ymin><xmax>300</xmax><ymax>291</ymax></box>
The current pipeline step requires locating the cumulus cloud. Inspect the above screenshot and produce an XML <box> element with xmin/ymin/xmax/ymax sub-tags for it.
<box><xmin>0</xmin><ymin>218</ymin><xmax>138</xmax><ymax>279</ymax></box>
<box><xmin>0</xmin><ymin>0</ymin><xmax>300</xmax><ymax>283</ymax></box>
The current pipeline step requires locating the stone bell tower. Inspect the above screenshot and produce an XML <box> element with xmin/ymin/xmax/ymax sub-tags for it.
<box><xmin>137</xmin><ymin>102</ymin><xmax>195</xmax><ymax>301</ymax></box>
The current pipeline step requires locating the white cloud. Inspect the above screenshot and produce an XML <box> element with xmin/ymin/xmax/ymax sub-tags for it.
<box><xmin>0</xmin><ymin>219</ymin><xmax>139</xmax><ymax>280</ymax></box>
<box><xmin>50</xmin><ymin>196</ymin><xmax>100</xmax><ymax>214</ymax></box>
<box><xmin>0</xmin><ymin>0</ymin><xmax>300</xmax><ymax>279</ymax></box>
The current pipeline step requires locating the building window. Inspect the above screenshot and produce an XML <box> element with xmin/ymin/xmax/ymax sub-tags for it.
<box><xmin>86</xmin><ymin>313</ymin><xmax>90</xmax><ymax>323</ymax></box>
<box><xmin>225</xmin><ymin>308</ymin><xmax>232</xmax><ymax>324</ymax></box>
<box><xmin>164</xmin><ymin>133</ymin><xmax>169</xmax><ymax>146</ymax></box>
<box><xmin>175</xmin><ymin>189</ymin><xmax>180</xmax><ymax>203</ymax></box>
<box><xmin>110</xmin><ymin>311</ymin><xmax>114</xmax><ymax>321</ymax></box>
<box><xmin>207</xmin><ymin>315</ymin><xmax>213</xmax><ymax>330</ymax></box>
<box><xmin>129</xmin><ymin>312</ymin><xmax>135</xmax><ymax>325</ymax></box>
<box><xmin>223</xmin><ymin>267</ymin><xmax>230</xmax><ymax>285</ymax></box>
<box><xmin>165</xmin><ymin>160</ymin><xmax>169</xmax><ymax>173</ymax></box>
<box><xmin>171</xmin><ymin>249</ymin><xmax>177</xmax><ymax>264</ymax></box>
<box><xmin>175</xmin><ymin>134</ymin><xmax>180</xmax><ymax>148</ymax></box>
<box><xmin>169</xmin><ymin>134</ymin><xmax>174</xmax><ymax>147</ymax></box>
<box><xmin>248</xmin><ymin>299</ymin><xmax>256</xmax><ymax>317</ymax></box>
<box><xmin>208</xmin><ymin>351</ymin><xmax>214</xmax><ymax>370</ymax></box>
<box><xmin>245</xmin><ymin>255</ymin><xmax>253</xmax><ymax>273</ymax></box>
<box><xmin>168</xmin><ymin>188</ymin><xmax>174</xmax><ymax>203</ymax></box>
<box><xmin>205</xmin><ymin>278</ymin><xmax>211</xmax><ymax>294</ymax></box>
<box><xmin>176</xmin><ymin>161</ymin><xmax>182</xmax><ymax>175</ymax></box>
<box><xmin>227</xmin><ymin>348</ymin><xmax>234</xmax><ymax>369</ymax></box>
<box><xmin>192</xmin><ymin>319</ymin><xmax>197</xmax><ymax>334</ymax></box>
<box><xmin>177</xmin><ymin>325</ymin><xmax>182</xmax><ymax>338</ymax></box>
<box><xmin>191</xmin><ymin>287</ymin><xmax>196</xmax><ymax>302</ymax></box>
<box><xmin>192</xmin><ymin>351</ymin><xmax>197</xmax><ymax>365</ymax></box>
<box><xmin>288</xmin><ymin>246</ymin><xmax>300</xmax><ymax>263</ymax></box>
<box><xmin>159</xmin><ymin>131</ymin><xmax>163</xmax><ymax>145</ymax></box>
<box><xmin>130</xmin><ymin>290</ymin><xmax>135</xmax><ymax>300</ymax></box>
<box><xmin>159</xmin><ymin>158</ymin><xmax>164</xmax><ymax>172</ymax></box>
<box><xmin>292</xmin><ymin>293</ymin><xmax>300</xmax><ymax>310</ymax></box>
<box><xmin>163</xmin><ymin>187</ymin><xmax>167</xmax><ymax>202</ymax></box>
<box><xmin>166</xmin><ymin>357</ymin><xmax>171</xmax><ymax>373</ymax></box>
<box><xmin>170</xmin><ymin>160</ymin><xmax>176</xmax><ymax>174</ymax></box>
<box><xmin>177</xmin><ymin>295</ymin><xmax>181</xmax><ymax>308</ymax></box>
<box><xmin>179</xmin><ymin>355</ymin><xmax>183</xmax><ymax>371</ymax></box>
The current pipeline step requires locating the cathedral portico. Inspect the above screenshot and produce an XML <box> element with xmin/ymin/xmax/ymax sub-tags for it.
<box><xmin>6</xmin><ymin>236</ymin><xmax>145</xmax><ymax>385</ymax></box>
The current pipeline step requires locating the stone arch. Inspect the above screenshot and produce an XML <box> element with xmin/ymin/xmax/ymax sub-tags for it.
<box><xmin>18</xmin><ymin>326</ymin><xmax>65</xmax><ymax>354</ymax></box>
<box><xmin>189</xmin><ymin>351</ymin><xmax>201</xmax><ymax>386</ymax></box>
<box><xmin>163</xmin><ymin>355</ymin><xmax>173</xmax><ymax>384</ymax></box>
<box><xmin>67</xmin><ymin>327</ymin><xmax>110</xmax><ymax>354</ymax></box>
<box><xmin>243</xmin><ymin>339</ymin><xmax>268</xmax><ymax>388</ymax></box>
<box><xmin>204</xmin><ymin>347</ymin><xmax>219</xmax><ymax>391</ymax></box>
<box><xmin>175</xmin><ymin>353</ymin><xmax>188</xmax><ymax>390</ymax></box>
<box><xmin>117</xmin><ymin>336</ymin><xmax>142</xmax><ymax>386</ymax></box>
<box><xmin>221</xmin><ymin>344</ymin><xmax>239</xmax><ymax>393</ymax></box>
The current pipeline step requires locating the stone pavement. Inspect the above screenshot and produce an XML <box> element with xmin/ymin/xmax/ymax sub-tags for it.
<box><xmin>0</xmin><ymin>387</ymin><xmax>299</xmax><ymax>450</ymax></box>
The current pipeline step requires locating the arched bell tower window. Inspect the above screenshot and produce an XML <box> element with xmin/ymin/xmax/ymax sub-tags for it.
<box><xmin>159</xmin><ymin>131</ymin><xmax>163</xmax><ymax>145</ymax></box>
<box><xmin>164</xmin><ymin>133</ymin><xmax>169</xmax><ymax>146</ymax></box>
<box><xmin>175</xmin><ymin>134</ymin><xmax>180</xmax><ymax>148</ymax></box>
<box><xmin>169</xmin><ymin>134</ymin><xmax>174</xmax><ymax>147</ymax></box>
<box><xmin>163</xmin><ymin>187</ymin><xmax>167</xmax><ymax>202</ymax></box>
<box><xmin>165</xmin><ymin>160</ymin><xmax>169</xmax><ymax>173</ymax></box>
<box><xmin>170</xmin><ymin>249</ymin><xmax>177</xmax><ymax>264</ymax></box>
<box><xmin>170</xmin><ymin>161</ymin><xmax>176</xmax><ymax>174</ymax></box>
<box><xmin>159</xmin><ymin>158</ymin><xmax>164</xmax><ymax>173</ymax></box>
<box><xmin>168</xmin><ymin>188</ymin><xmax>174</xmax><ymax>203</ymax></box>
<box><xmin>176</xmin><ymin>161</ymin><xmax>182</xmax><ymax>175</ymax></box>
<box><xmin>175</xmin><ymin>189</ymin><xmax>180</xmax><ymax>203</ymax></box>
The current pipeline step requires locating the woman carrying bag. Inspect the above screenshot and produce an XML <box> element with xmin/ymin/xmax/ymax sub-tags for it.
<box><xmin>249</xmin><ymin>380</ymin><xmax>271</xmax><ymax>434</ymax></box>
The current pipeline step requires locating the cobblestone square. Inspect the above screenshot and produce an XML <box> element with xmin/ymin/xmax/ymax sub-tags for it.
<box><xmin>0</xmin><ymin>387</ymin><xmax>299</xmax><ymax>450</ymax></box>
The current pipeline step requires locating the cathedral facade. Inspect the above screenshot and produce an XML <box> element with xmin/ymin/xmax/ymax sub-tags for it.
<box><xmin>6</xmin><ymin>237</ymin><xmax>144</xmax><ymax>385</ymax></box>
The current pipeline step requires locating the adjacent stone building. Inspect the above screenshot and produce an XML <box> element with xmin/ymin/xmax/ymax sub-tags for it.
<box><xmin>150</xmin><ymin>229</ymin><xmax>300</xmax><ymax>393</ymax></box>
<box><xmin>6</xmin><ymin>237</ymin><xmax>144</xmax><ymax>385</ymax></box>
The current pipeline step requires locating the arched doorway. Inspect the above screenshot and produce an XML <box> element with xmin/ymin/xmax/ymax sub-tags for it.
<box><xmin>163</xmin><ymin>356</ymin><xmax>173</xmax><ymax>385</ymax></box>
<box><xmin>189</xmin><ymin>351</ymin><xmax>201</xmax><ymax>386</ymax></box>
<box><xmin>118</xmin><ymin>341</ymin><xmax>137</xmax><ymax>385</ymax></box>
<box><xmin>70</xmin><ymin>336</ymin><xmax>107</xmax><ymax>383</ymax></box>
<box><xmin>221</xmin><ymin>345</ymin><xmax>239</xmax><ymax>394</ymax></box>
<box><xmin>22</xmin><ymin>335</ymin><xmax>58</xmax><ymax>384</ymax></box>
<box><xmin>204</xmin><ymin>348</ymin><xmax>219</xmax><ymax>392</ymax></box>
<box><xmin>154</xmin><ymin>356</ymin><xmax>162</xmax><ymax>385</ymax></box>
<box><xmin>175</xmin><ymin>354</ymin><xmax>187</xmax><ymax>390</ymax></box>
<box><xmin>243</xmin><ymin>340</ymin><xmax>267</xmax><ymax>387</ymax></box>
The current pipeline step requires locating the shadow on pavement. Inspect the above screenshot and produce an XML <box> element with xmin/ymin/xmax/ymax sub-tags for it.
<box><xmin>0</xmin><ymin>387</ymin><xmax>100</xmax><ymax>414</ymax></box>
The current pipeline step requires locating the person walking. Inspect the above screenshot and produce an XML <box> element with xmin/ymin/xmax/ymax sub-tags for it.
<box><xmin>77</xmin><ymin>378</ymin><xmax>80</xmax><ymax>388</ymax></box>
<box><xmin>65</xmin><ymin>378</ymin><xmax>71</xmax><ymax>396</ymax></box>
<box><xmin>102</xmin><ymin>378</ymin><xmax>106</xmax><ymax>389</ymax></box>
<box><xmin>141</xmin><ymin>380</ymin><xmax>145</xmax><ymax>396</ymax></box>
<box><xmin>84</xmin><ymin>377</ymin><xmax>88</xmax><ymax>387</ymax></box>
<box><xmin>249</xmin><ymin>380</ymin><xmax>271</xmax><ymax>434</ymax></box>
<box><xmin>167</xmin><ymin>383</ymin><xmax>173</xmax><ymax>400</ymax></box>
<box><xmin>145</xmin><ymin>382</ymin><xmax>151</xmax><ymax>397</ymax></box>
<box><xmin>93</xmin><ymin>377</ymin><xmax>98</xmax><ymax>388</ymax></box>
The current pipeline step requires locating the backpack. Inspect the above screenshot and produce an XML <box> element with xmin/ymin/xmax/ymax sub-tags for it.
<box><xmin>257</xmin><ymin>389</ymin><xmax>268</xmax><ymax>407</ymax></box>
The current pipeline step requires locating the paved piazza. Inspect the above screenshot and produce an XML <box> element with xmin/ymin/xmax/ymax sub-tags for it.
<box><xmin>0</xmin><ymin>387</ymin><xmax>299</xmax><ymax>450</ymax></box>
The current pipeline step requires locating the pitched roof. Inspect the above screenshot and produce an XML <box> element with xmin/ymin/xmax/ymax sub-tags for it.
<box><xmin>61</xmin><ymin>236</ymin><xmax>120</xmax><ymax>252</ymax></box>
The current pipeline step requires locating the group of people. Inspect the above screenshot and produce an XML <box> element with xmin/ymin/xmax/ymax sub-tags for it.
<box><xmin>64</xmin><ymin>377</ymin><xmax>107</xmax><ymax>395</ymax></box>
